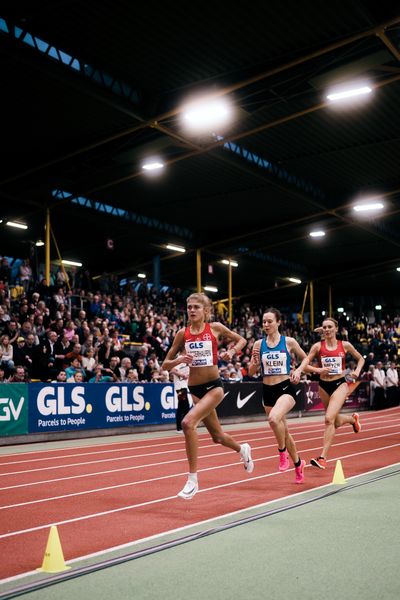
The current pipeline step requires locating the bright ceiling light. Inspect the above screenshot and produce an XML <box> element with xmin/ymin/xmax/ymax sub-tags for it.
<box><xmin>288</xmin><ymin>277</ymin><xmax>302</xmax><ymax>284</ymax></box>
<box><xmin>166</xmin><ymin>244</ymin><xmax>186</xmax><ymax>253</ymax></box>
<box><xmin>397</xmin><ymin>267</ymin><xmax>400</xmax><ymax>272</ymax></box>
<box><xmin>326</xmin><ymin>85</ymin><xmax>372</xmax><ymax>102</ymax></box>
<box><xmin>375</xmin><ymin>304</ymin><xmax>382</xmax><ymax>310</ymax></box>
<box><xmin>137</xmin><ymin>273</ymin><xmax>146</xmax><ymax>279</ymax></box>
<box><xmin>142</xmin><ymin>160</ymin><xmax>164</xmax><ymax>171</ymax></box>
<box><xmin>35</xmin><ymin>240</ymin><xmax>45</xmax><ymax>247</ymax></box>
<box><xmin>62</xmin><ymin>259</ymin><xmax>82</xmax><ymax>267</ymax></box>
<box><xmin>6</xmin><ymin>221</ymin><xmax>28</xmax><ymax>230</ymax></box>
<box><xmin>309</xmin><ymin>230</ymin><xmax>326</xmax><ymax>238</ymax></box>
<box><xmin>221</xmin><ymin>259</ymin><xmax>238</xmax><ymax>267</ymax></box>
<box><xmin>182</xmin><ymin>97</ymin><xmax>232</xmax><ymax>131</ymax></box>
<box><xmin>337</xmin><ymin>307</ymin><xmax>344</xmax><ymax>313</ymax></box>
<box><xmin>353</xmin><ymin>202</ymin><xmax>384</xmax><ymax>213</ymax></box>
<box><xmin>353</xmin><ymin>201</ymin><xmax>384</xmax><ymax>212</ymax></box>
<box><xmin>204</xmin><ymin>285</ymin><xmax>218</xmax><ymax>293</ymax></box>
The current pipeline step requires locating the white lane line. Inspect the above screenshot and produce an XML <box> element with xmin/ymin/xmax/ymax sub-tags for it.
<box><xmin>0</xmin><ymin>422</ymin><xmax>327</xmax><ymax>466</ymax></box>
<box><xmin>0</xmin><ymin>425</ymin><xmax>271</xmax><ymax>460</ymax></box>
<box><xmin>0</xmin><ymin>431</ymin><xmax>399</xmax><ymax>510</ymax></box>
<box><xmin>2</xmin><ymin>459</ymin><xmax>398</xmax><ymax>585</ymax></box>
<box><xmin>1</xmin><ymin>409</ymin><xmax>398</xmax><ymax>464</ymax></box>
<box><xmin>0</xmin><ymin>424</ymin><xmax>397</xmax><ymax>491</ymax></box>
<box><xmin>1</xmin><ymin>418</ymin><xmax>399</xmax><ymax>477</ymax></box>
<box><xmin>0</xmin><ymin>444</ymin><xmax>399</xmax><ymax>541</ymax></box>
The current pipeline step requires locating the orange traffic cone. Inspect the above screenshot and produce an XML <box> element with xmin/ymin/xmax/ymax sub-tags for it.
<box><xmin>37</xmin><ymin>525</ymin><xmax>71</xmax><ymax>573</ymax></box>
<box><xmin>332</xmin><ymin>459</ymin><xmax>346</xmax><ymax>484</ymax></box>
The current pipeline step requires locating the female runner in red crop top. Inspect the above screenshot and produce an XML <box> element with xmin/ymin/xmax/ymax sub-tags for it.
<box><xmin>306</xmin><ymin>317</ymin><xmax>365</xmax><ymax>469</ymax></box>
<box><xmin>162</xmin><ymin>292</ymin><xmax>253</xmax><ymax>499</ymax></box>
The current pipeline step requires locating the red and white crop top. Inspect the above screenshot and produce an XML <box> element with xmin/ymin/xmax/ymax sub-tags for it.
<box><xmin>318</xmin><ymin>340</ymin><xmax>346</xmax><ymax>375</ymax></box>
<box><xmin>183</xmin><ymin>322</ymin><xmax>218</xmax><ymax>367</ymax></box>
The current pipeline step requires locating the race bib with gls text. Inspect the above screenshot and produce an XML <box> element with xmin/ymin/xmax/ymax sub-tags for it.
<box><xmin>262</xmin><ymin>351</ymin><xmax>288</xmax><ymax>375</ymax></box>
<box><xmin>185</xmin><ymin>340</ymin><xmax>213</xmax><ymax>367</ymax></box>
<box><xmin>321</xmin><ymin>356</ymin><xmax>342</xmax><ymax>375</ymax></box>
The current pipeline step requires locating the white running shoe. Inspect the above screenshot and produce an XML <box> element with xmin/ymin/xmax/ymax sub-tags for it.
<box><xmin>240</xmin><ymin>443</ymin><xmax>254</xmax><ymax>474</ymax></box>
<box><xmin>177</xmin><ymin>479</ymin><xmax>199</xmax><ymax>500</ymax></box>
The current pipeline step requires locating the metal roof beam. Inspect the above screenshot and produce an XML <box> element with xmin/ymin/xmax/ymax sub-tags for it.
<box><xmin>0</xmin><ymin>17</ymin><xmax>141</xmax><ymax>105</ymax></box>
<box><xmin>52</xmin><ymin>190</ymin><xmax>194</xmax><ymax>240</ymax></box>
<box><xmin>237</xmin><ymin>248</ymin><xmax>308</xmax><ymax>275</ymax></box>
<box><xmin>220</xmin><ymin>139</ymin><xmax>325</xmax><ymax>200</ymax></box>
<box><xmin>1</xmin><ymin>14</ymin><xmax>400</xmax><ymax>188</ymax></box>
<box><xmin>375</xmin><ymin>28</ymin><xmax>400</xmax><ymax>62</ymax></box>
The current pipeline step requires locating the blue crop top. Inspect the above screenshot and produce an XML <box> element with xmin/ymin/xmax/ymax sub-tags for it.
<box><xmin>260</xmin><ymin>335</ymin><xmax>291</xmax><ymax>376</ymax></box>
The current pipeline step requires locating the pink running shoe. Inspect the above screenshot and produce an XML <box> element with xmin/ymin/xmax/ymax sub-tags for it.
<box><xmin>295</xmin><ymin>459</ymin><xmax>305</xmax><ymax>484</ymax></box>
<box><xmin>279</xmin><ymin>450</ymin><xmax>290</xmax><ymax>472</ymax></box>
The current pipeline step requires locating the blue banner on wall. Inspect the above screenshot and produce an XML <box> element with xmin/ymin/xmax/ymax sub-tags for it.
<box><xmin>28</xmin><ymin>383</ymin><xmax>177</xmax><ymax>433</ymax></box>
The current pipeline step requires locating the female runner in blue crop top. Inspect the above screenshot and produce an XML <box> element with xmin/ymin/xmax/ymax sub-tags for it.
<box><xmin>249</xmin><ymin>307</ymin><xmax>310</xmax><ymax>484</ymax></box>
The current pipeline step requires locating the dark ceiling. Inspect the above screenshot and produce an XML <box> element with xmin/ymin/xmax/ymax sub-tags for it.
<box><xmin>1</xmin><ymin>1</ymin><xmax>400</xmax><ymax>313</ymax></box>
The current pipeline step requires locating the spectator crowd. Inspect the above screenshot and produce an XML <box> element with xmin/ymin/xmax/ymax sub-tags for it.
<box><xmin>0</xmin><ymin>255</ymin><xmax>399</xmax><ymax>408</ymax></box>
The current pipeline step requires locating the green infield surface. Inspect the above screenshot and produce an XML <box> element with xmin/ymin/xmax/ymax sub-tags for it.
<box><xmin>1</xmin><ymin>463</ymin><xmax>399</xmax><ymax>600</ymax></box>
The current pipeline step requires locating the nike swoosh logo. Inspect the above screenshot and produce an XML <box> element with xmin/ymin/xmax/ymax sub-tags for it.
<box><xmin>237</xmin><ymin>391</ymin><xmax>256</xmax><ymax>409</ymax></box>
<box><xmin>282</xmin><ymin>386</ymin><xmax>289</xmax><ymax>391</ymax></box>
<box><xmin>296</xmin><ymin>390</ymin><xmax>301</xmax><ymax>395</ymax></box>
<box><xmin>206</xmin><ymin>385</ymin><xmax>214</xmax><ymax>390</ymax></box>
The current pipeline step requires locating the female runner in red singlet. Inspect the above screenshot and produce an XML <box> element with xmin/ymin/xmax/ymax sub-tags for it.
<box><xmin>162</xmin><ymin>293</ymin><xmax>253</xmax><ymax>499</ymax></box>
<box><xmin>306</xmin><ymin>317</ymin><xmax>365</xmax><ymax>469</ymax></box>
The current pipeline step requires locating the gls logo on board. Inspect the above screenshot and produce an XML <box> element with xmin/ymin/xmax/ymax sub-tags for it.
<box><xmin>104</xmin><ymin>385</ymin><xmax>176</xmax><ymax>412</ymax></box>
<box><xmin>160</xmin><ymin>385</ymin><xmax>175</xmax><ymax>410</ymax></box>
<box><xmin>0</xmin><ymin>396</ymin><xmax>24</xmax><ymax>421</ymax></box>
<box><xmin>37</xmin><ymin>386</ymin><xmax>86</xmax><ymax>415</ymax></box>
<box><xmin>105</xmin><ymin>386</ymin><xmax>145</xmax><ymax>412</ymax></box>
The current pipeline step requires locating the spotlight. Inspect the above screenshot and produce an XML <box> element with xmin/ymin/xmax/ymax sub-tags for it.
<box><xmin>6</xmin><ymin>221</ymin><xmax>28</xmax><ymax>229</ymax></box>
<box><xmin>166</xmin><ymin>244</ymin><xmax>186</xmax><ymax>253</ymax></box>
<box><xmin>182</xmin><ymin>97</ymin><xmax>232</xmax><ymax>132</ymax></box>
<box><xmin>327</xmin><ymin>85</ymin><xmax>372</xmax><ymax>102</ymax></box>
<box><xmin>353</xmin><ymin>202</ymin><xmax>384</xmax><ymax>213</ymax></box>
<box><xmin>61</xmin><ymin>259</ymin><xmax>82</xmax><ymax>267</ymax></box>
<box><xmin>142</xmin><ymin>160</ymin><xmax>164</xmax><ymax>171</ymax></box>
<box><xmin>221</xmin><ymin>260</ymin><xmax>238</xmax><ymax>267</ymax></box>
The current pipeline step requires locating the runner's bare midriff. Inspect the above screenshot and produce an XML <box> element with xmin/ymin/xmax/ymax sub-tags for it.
<box><xmin>262</xmin><ymin>374</ymin><xmax>291</xmax><ymax>386</ymax></box>
<box><xmin>188</xmin><ymin>365</ymin><xmax>220</xmax><ymax>386</ymax></box>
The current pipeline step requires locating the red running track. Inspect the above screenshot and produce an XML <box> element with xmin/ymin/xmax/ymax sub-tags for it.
<box><xmin>1</xmin><ymin>407</ymin><xmax>399</xmax><ymax>580</ymax></box>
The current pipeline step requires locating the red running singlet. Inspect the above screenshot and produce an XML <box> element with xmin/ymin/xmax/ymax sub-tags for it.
<box><xmin>318</xmin><ymin>339</ymin><xmax>346</xmax><ymax>375</ymax></box>
<box><xmin>183</xmin><ymin>322</ymin><xmax>218</xmax><ymax>367</ymax></box>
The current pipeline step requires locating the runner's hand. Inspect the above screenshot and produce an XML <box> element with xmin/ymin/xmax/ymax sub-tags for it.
<box><xmin>347</xmin><ymin>371</ymin><xmax>359</xmax><ymax>381</ymax></box>
<box><xmin>290</xmin><ymin>368</ymin><xmax>302</xmax><ymax>384</ymax></box>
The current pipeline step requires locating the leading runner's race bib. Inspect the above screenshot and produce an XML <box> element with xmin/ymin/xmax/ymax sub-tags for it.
<box><xmin>262</xmin><ymin>351</ymin><xmax>288</xmax><ymax>375</ymax></box>
<box><xmin>185</xmin><ymin>340</ymin><xmax>214</xmax><ymax>367</ymax></box>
